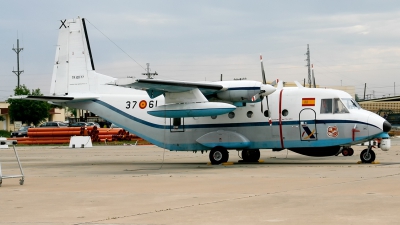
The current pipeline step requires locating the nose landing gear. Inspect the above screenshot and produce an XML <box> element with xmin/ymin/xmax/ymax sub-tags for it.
<box><xmin>360</xmin><ymin>141</ymin><xmax>376</xmax><ymax>163</ymax></box>
<box><xmin>360</xmin><ymin>148</ymin><xmax>376</xmax><ymax>163</ymax></box>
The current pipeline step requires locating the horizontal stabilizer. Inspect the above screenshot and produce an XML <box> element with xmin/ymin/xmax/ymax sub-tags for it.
<box><xmin>9</xmin><ymin>95</ymin><xmax>98</xmax><ymax>103</ymax></box>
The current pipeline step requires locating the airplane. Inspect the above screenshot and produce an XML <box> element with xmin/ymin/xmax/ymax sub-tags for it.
<box><xmin>11</xmin><ymin>17</ymin><xmax>392</xmax><ymax>165</ymax></box>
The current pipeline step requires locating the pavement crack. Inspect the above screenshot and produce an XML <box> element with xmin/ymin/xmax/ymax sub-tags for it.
<box><xmin>75</xmin><ymin>194</ymin><xmax>260</xmax><ymax>224</ymax></box>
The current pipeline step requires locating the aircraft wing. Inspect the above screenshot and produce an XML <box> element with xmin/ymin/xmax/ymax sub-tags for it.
<box><xmin>115</xmin><ymin>78</ymin><xmax>226</xmax><ymax>98</ymax></box>
<box><xmin>9</xmin><ymin>95</ymin><xmax>99</xmax><ymax>103</ymax></box>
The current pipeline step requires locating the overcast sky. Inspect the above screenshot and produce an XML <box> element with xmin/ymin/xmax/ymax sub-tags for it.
<box><xmin>1</xmin><ymin>0</ymin><xmax>400</xmax><ymax>101</ymax></box>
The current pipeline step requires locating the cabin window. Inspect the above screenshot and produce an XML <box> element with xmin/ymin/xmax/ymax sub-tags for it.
<box><xmin>247</xmin><ymin>111</ymin><xmax>253</xmax><ymax>118</ymax></box>
<box><xmin>321</xmin><ymin>99</ymin><xmax>333</xmax><ymax>114</ymax></box>
<box><xmin>173</xmin><ymin>118</ymin><xmax>181</xmax><ymax>128</ymax></box>
<box><xmin>333</xmin><ymin>98</ymin><xmax>349</xmax><ymax>113</ymax></box>
<box><xmin>211</xmin><ymin>115</ymin><xmax>217</xmax><ymax>119</ymax></box>
<box><xmin>228</xmin><ymin>112</ymin><xmax>235</xmax><ymax>119</ymax></box>
<box><xmin>264</xmin><ymin>110</ymin><xmax>269</xmax><ymax>117</ymax></box>
<box><xmin>321</xmin><ymin>98</ymin><xmax>349</xmax><ymax>114</ymax></box>
<box><xmin>282</xmin><ymin>109</ymin><xmax>288</xmax><ymax>116</ymax></box>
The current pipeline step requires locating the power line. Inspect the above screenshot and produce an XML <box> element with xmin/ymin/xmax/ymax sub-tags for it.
<box><xmin>85</xmin><ymin>19</ymin><xmax>146</xmax><ymax>71</ymax></box>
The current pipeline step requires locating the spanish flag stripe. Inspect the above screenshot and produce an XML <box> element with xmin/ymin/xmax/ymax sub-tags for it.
<box><xmin>302</xmin><ymin>98</ymin><xmax>315</xmax><ymax>106</ymax></box>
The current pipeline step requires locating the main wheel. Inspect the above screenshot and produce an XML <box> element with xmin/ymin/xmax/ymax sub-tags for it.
<box><xmin>348</xmin><ymin>148</ymin><xmax>354</xmax><ymax>156</ymax></box>
<box><xmin>242</xmin><ymin>149</ymin><xmax>260</xmax><ymax>162</ymax></box>
<box><xmin>360</xmin><ymin>149</ymin><xmax>376</xmax><ymax>163</ymax></box>
<box><xmin>342</xmin><ymin>148</ymin><xmax>349</xmax><ymax>156</ymax></box>
<box><xmin>209</xmin><ymin>147</ymin><xmax>229</xmax><ymax>164</ymax></box>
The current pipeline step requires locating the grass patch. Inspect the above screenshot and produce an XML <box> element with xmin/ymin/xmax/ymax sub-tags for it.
<box><xmin>0</xmin><ymin>130</ymin><xmax>11</xmax><ymax>138</ymax></box>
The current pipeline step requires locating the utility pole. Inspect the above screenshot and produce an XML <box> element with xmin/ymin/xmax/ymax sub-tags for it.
<box><xmin>12</xmin><ymin>39</ymin><xmax>24</xmax><ymax>88</ymax></box>
<box><xmin>305</xmin><ymin>44</ymin><xmax>311</xmax><ymax>88</ymax></box>
<box><xmin>311</xmin><ymin>64</ymin><xmax>316</xmax><ymax>88</ymax></box>
<box><xmin>363</xmin><ymin>83</ymin><xmax>366</xmax><ymax>100</ymax></box>
<box><xmin>141</xmin><ymin>63</ymin><xmax>158</xmax><ymax>79</ymax></box>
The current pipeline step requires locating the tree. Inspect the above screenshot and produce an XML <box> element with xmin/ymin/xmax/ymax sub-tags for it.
<box><xmin>7</xmin><ymin>85</ymin><xmax>51</xmax><ymax>126</ymax></box>
<box><xmin>355</xmin><ymin>94</ymin><xmax>360</xmax><ymax>101</ymax></box>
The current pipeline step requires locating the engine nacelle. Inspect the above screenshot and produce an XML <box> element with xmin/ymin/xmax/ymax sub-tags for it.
<box><xmin>216</xmin><ymin>81</ymin><xmax>259</xmax><ymax>102</ymax></box>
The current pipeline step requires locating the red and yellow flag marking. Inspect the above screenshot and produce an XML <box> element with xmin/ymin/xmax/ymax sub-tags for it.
<box><xmin>302</xmin><ymin>98</ymin><xmax>315</xmax><ymax>106</ymax></box>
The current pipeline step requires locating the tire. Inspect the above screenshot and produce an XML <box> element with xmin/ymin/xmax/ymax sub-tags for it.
<box><xmin>342</xmin><ymin>149</ymin><xmax>349</xmax><ymax>156</ymax></box>
<box><xmin>360</xmin><ymin>149</ymin><xmax>376</xmax><ymax>163</ymax></box>
<box><xmin>209</xmin><ymin>147</ymin><xmax>229</xmax><ymax>165</ymax></box>
<box><xmin>348</xmin><ymin>148</ymin><xmax>354</xmax><ymax>156</ymax></box>
<box><xmin>242</xmin><ymin>149</ymin><xmax>260</xmax><ymax>162</ymax></box>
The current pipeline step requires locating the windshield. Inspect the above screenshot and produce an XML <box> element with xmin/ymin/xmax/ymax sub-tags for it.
<box><xmin>19</xmin><ymin>126</ymin><xmax>29</xmax><ymax>131</ymax></box>
<box><xmin>341</xmin><ymin>98</ymin><xmax>361</xmax><ymax>110</ymax></box>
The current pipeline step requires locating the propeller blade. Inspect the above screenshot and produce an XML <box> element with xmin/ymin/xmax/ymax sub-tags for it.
<box><xmin>260</xmin><ymin>54</ymin><xmax>267</xmax><ymax>84</ymax></box>
<box><xmin>270</xmin><ymin>79</ymin><xmax>279</xmax><ymax>86</ymax></box>
<box><xmin>266</xmin><ymin>96</ymin><xmax>272</xmax><ymax>126</ymax></box>
<box><xmin>261</xmin><ymin>97</ymin><xmax>264</xmax><ymax>113</ymax></box>
<box><xmin>251</xmin><ymin>93</ymin><xmax>260</xmax><ymax>102</ymax></box>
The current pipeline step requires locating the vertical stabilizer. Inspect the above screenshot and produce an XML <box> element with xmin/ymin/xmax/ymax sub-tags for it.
<box><xmin>50</xmin><ymin>17</ymin><xmax>95</xmax><ymax>96</ymax></box>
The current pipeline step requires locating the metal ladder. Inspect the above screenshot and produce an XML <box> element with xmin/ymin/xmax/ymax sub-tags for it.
<box><xmin>0</xmin><ymin>140</ymin><xmax>24</xmax><ymax>187</ymax></box>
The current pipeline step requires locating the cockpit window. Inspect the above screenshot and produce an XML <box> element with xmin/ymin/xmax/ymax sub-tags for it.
<box><xmin>333</xmin><ymin>98</ymin><xmax>349</xmax><ymax>113</ymax></box>
<box><xmin>321</xmin><ymin>99</ymin><xmax>333</xmax><ymax>114</ymax></box>
<box><xmin>341</xmin><ymin>98</ymin><xmax>361</xmax><ymax>110</ymax></box>
<box><xmin>321</xmin><ymin>98</ymin><xmax>349</xmax><ymax>114</ymax></box>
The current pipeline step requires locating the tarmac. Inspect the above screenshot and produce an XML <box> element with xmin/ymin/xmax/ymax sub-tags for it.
<box><xmin>1</xmin><ymin>139</ymin><xmax>400</xmax><ymax>225</ymax></box>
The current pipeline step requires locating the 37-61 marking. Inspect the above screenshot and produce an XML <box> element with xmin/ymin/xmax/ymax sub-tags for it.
<box><xmin>126</xmin><ymin>100</ymin><xmax>157</xmax><ymax>109</ymax></box>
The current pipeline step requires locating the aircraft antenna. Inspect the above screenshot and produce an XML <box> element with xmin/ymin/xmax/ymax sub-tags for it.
<box><xmin>84</xmin><ymin>19</ymin><xmax>146</xmax><ymax>71</ymax></box>
<box><xmin>305</xmin><ymin>44</ymin><xmax>311</xmax><ymax>88</ymax></box>
<box><xmin>142</xmin><ymin>63</ymin><xmax>158</xmax><ymax>79</ymax></box>
<box><xmin>12</xmin><ymin>38</ymin><xmax>24</xmax><ymax>88</ymax></box>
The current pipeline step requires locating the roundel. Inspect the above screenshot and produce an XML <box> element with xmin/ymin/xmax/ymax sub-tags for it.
<box><xmin>139</xmin><ymin>100</ymin><xmax>147</xmax><ymax>109</ymax></box>
<box><xmin>327</xmin><ymin>126</ymin><xmax>339</xmax><ymax>138</ymax></box>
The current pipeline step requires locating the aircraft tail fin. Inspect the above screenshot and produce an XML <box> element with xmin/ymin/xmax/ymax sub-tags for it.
<box><xmin>50</xmin><ymin>17</ymin><xmax>114</xmax><ymax>96</ymax></box>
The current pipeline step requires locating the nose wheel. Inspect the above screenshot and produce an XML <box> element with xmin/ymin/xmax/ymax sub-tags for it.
<box><xmin>360</xmin><ymin>148</ymin><xmax>376</xmax><ymax>163</ymax></box>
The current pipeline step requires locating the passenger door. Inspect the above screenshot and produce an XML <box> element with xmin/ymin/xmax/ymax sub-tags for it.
<box><xmin>299</xmin><ymin>108</ymin><xmax>317</xmax><ymax>141</ymax></box>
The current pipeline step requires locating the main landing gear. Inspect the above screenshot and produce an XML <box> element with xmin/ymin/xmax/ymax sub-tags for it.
<box><xmin>209</xmin><ymin>147</ymin><xmax>229</xmax><ymax>165</ymax></box>
<box><xmin>241</xmin><ymin>149</ymin><xmax>261</xmax><ymax>162</ymax></box>
<box><xmin>341</xmin><ymin>147</ymin><xmax>354</xmax><ymax>156</ymax></box>
<box><xmin>208</xmin><ymin>148</ymin><xmax>261</xmax><ymax>164</ymax></box>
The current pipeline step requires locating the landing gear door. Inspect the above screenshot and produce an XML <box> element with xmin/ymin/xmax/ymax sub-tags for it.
<box><xmin>299</xmin><ymin>109</ymin><xmax>317</xmax><ymax>141</ymax></box>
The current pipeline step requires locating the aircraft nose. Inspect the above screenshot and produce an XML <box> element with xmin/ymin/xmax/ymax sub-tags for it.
<box><xmin>383</xmin><ymin>120</ymin><xmax>391</xmax><ymax>132</ymax></box>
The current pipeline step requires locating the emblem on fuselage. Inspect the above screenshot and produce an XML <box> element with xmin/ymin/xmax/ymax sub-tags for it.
<box><xmin>301</xmin><ymin>124</ymin><xmax>316</xmax><ymax>140</ymax></box>
<box><xmin>327</xmin><ymin>126</ymin><xmax>339</xmax><ymax>138</ymax></box>
<box><xmin>139</xmin><ymin>100</ymin><xmax>147</xmax><ymax>109</ymax></box>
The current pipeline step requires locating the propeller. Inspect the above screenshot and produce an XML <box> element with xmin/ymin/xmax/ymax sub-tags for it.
<box><xmin>259</xmin><ymin>54</ymin><xmax>273</xmax><ymax>126</ymax></box>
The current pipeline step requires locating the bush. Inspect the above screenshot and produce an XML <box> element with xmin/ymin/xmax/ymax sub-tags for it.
<box><xmin>0</xmin><ymin>130</ymin><xmax>11</xmax><ymax>138</ymax></box>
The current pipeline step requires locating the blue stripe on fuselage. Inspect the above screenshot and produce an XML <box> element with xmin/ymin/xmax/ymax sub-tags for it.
<box><xmin>92</xmin><ymin>100</ymin><xmax>379</xmax><ymax>130</ymax></box>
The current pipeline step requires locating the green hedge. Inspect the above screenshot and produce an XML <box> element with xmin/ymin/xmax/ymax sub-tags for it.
<box><xmin>0</xmin><ymin>130</ymin><xmax>11</xmax><ymax>138</ymax></box>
